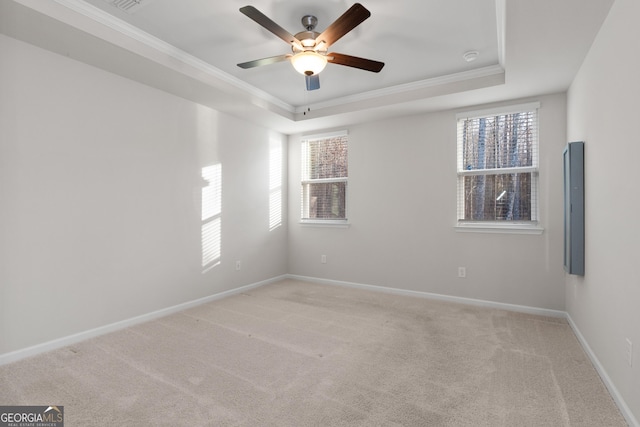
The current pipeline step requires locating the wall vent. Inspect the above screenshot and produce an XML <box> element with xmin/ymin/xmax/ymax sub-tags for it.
<box><xmin>103</xmin><ymin>0</ymin><xmax>154</xmax><ymax>14</ymax></box>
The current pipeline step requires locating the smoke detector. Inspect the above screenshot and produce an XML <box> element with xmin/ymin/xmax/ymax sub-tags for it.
<box><xmin>463</xmin><ymin>50</ymin><xmax>480</xmax><ymax>63</ymax></box>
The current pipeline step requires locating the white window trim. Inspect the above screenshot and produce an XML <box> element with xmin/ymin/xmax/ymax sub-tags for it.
<box><xmin>457</xmin><ymin>166</ymin><xmax>537</xmax><ymax>177</ymax></box>
<box><xmin>455</xmin><ymin>102</ymin><xmax>541</xmax><ymax>121</ymax></box>
<box><xmin>455</xmin><ymin>102</ymin><xmax>544</xmax><ymax>235</ymax></box>
<box><xmin>454</xmin><ymin>221</ymin><xmax>544</xmax><ymax>235</ymax></box>
<box><xmin>301</xmin><ymin>177</ymin><xmax>348</xmax><ymax>185</ymax></box>
<box><xmin>300</xmin><ymin>130</ymin><xmax>349</xmax><ymax>226</ymax></box>
<box><xmin>300</xmin><ymin>219</ymin><xmax>350</xmax><ymax>228</ymax></box>
<box><xmin>301</xmin><ymin>130</ymin><xmax>348</xmax><ymax>141</ymax></box>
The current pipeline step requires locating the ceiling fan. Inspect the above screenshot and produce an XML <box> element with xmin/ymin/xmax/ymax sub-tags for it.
<box><xmin>237</xmin><ymin>3</ymin><xmax>384</xmax><ymax>91</ymax></box>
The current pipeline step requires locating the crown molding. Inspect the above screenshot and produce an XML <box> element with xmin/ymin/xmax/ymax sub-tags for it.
<box><xmin>294</xmin><ymin>64</ymin><xmax>505</xmax><ymax>114</ymax></box>
<box><xmin>14</xmin><ymin>0</ymin><xmax>507</xmax><ymax>123</ymax></box>
<box><xmin>48</xmin><ymin>0</ymin><xmax>295</xmax><ymax>113</ymax></box>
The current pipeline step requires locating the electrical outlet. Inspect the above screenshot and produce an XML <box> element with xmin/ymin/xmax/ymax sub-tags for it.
<box><xmin>235</xmin><ymin>260</ymin><xmax>241</xmax><ymax>271</ymax></box>
<box><xmin>626</xmin><ymin>338</ymin><xmax>633</xmax><ymax>367</ymax></box>
<box><xmin>458</xmin><ymin>267</ymin><xmax>466</xmax><ymax>278</ymax></box>
<box><xmin>321</xmin><ymin>255</ymin><xmax>327</xmax><ymax>264</ymax></box>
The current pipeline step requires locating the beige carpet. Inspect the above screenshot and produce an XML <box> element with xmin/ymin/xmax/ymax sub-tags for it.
<box><xmin>0</xmin><ymin>279</ymin><xmax>627</xmax><ymax>426</ymax></box>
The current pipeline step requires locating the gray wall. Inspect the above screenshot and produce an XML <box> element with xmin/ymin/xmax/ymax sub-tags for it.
<box><xmin>566</xmin><ymin>0</ymin><xmax>640</xmax><ymax>421</ymax></box>
<box><xmin>288</xmin><ymin>93</ymin><xmax>567</xmax><ymax>310</ymax></box>
<box><xmin>0</xmin><ymin>34</ymin><xmax>288</xmax><ymax>355</ymax></box>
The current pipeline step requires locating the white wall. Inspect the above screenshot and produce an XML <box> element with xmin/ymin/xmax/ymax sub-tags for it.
<box><xmin>0</xmin><ymin>34</ymin><xmax>287</xmax><ymax>356</ymax></box>
<box><xmin>566</xmin><ymin>0</ymin><xmax>640</xmax><ymax>422</ymax></box>
<box><xmin>288</xmin><ymin>93</ymin><xmax>567</xmax><ymax>310</ymax></box>
<box><xmin>3</xmin><ymin>6</ymin><xmax>636</xmax><ymax>420</ymax></box>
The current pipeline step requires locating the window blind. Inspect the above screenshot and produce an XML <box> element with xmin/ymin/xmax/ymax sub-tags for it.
<box><xmin>301</xmin><ymin>132</ymin><xmax>348</xmax><ymax>220</ymax></box>
<box><xmin>456</xmin><ymin>104</ymin><xmax>539</xmax><ymax>222</ymax></box>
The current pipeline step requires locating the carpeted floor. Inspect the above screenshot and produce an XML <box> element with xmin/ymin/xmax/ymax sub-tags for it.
<box><xmin>0</xmin><ymin>279</ymin><xmax>627</xmax><ymax>426</ymax></box>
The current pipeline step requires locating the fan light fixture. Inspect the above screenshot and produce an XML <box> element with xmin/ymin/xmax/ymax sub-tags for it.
<box><xmin>291</xmin><ymin>51</ymin><xmax>327</xmax><ymax>76</ymax></box>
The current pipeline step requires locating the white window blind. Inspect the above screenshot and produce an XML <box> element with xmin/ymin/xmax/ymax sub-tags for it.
<box><xmin>301</xmin><ymin>131</ymin><xmax>348</xmax><ymax>221</ymax></box>
<box><xmin>456</xmin><ymin>103</ymin><xmax>539</xmax><ymax>224</ymax></box>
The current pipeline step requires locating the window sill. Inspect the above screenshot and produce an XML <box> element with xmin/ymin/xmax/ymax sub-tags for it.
<box><xmin>300</xmin><ymin>219</ymin><xmax>350</xmax><ymax>228</ymax></box>
<box><xmin>455</xmin><ymin>222</ymin><xmax>544</xmax><ymax>235</ymax></box>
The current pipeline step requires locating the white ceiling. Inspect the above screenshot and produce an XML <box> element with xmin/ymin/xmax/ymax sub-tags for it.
<box><xmin>82</xmin><ymin>0</ymin><xmax>502</xmax><ymax>106</ymax></box>
<box><xmin>1</xmin><ymin>0</ymin><xmax>614</xmax><ymax>134</ymax></box>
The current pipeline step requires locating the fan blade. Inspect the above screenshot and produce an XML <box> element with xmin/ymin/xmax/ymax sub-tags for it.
<box><xmin>237</xmin><ymin>54</ymin><xmax>291</xmax><ymax>69</ymax></box>
<box><xmin>240</xmin><ymin>6</ymin><xmax>302</xmax><ymax>50</ymax></box>
<box><xmin>328</xmin><ymin>52</ymin><xmax>384</xmax><ymax>72</ymax></box>
<box><xmin>305</xmin><ymin>74</ymin><xmax>320</xmax><ymax>91</ymax></box>
<box><xmin>315</xmin><ymin>3</ymin><xmax>371</xmax><ymax>48</ymax></box>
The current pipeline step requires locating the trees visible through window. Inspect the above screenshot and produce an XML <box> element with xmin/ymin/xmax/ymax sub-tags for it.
<box><xmin>301</xmin><ymin>132</ymin><xmax>348</xmax><ymax>221</ymax></box>
<box><xmin>457</xmin><ymin>104</ymin><xmax>539</xmax><ymax>223</ymax></box>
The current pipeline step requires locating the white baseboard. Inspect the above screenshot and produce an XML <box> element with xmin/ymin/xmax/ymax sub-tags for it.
<box><xmin>0</xmin><ymin>275</ymin><xmax>287</xmax><ymax>366</ymax></box>
<box><xmin>286</xmin><ymin>274</ymin><xmax>566</xmax><ymax>318</ymax></box>
<box><xmin>566</xmin><ymin>314</ymin><xmax>639</xmax><ymax>427</ymax></box>
<box><xmin>2</xmin><ymin>273</ymin><xmax>636</xmax><ymax>426</ymax></box>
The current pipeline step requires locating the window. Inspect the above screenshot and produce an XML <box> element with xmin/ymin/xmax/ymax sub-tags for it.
<box><xmin>456</xmin><ymin>102</ymin><xmax>542</xmax><ymax>233</ymax></box>
<box><xmin>301</xmin><ymin>131</ymin><xmax>348</xmax><ymax>223</ymax></box>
